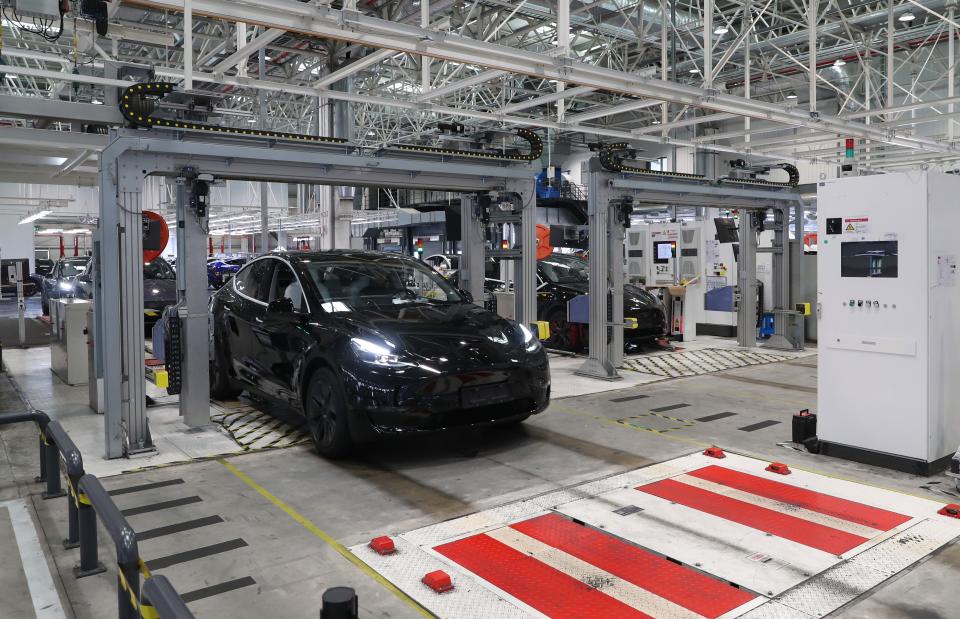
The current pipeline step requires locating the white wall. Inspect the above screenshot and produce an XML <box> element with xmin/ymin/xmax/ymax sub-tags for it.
<box><xmin>0</xmin><ymin>214</ymin><xmax>37</xmax><ymax>272</ymax></box>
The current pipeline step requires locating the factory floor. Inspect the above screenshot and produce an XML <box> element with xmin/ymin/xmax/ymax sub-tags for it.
<box><xmin>1</xmin><ymin>337</ymin><xmax>958</xmax><ymax>619</ymax></box>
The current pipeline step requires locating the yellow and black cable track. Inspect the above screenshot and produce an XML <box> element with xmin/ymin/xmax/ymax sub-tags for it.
<box><xmin>717</xmin><ymin>176</ymin><xmax>798</xmax><ymax>189</ymax></box>
<box><xmin>599</xmin><ymin>143</ymin><xmax>707</xmax><ymax>180</ymax></box>
<box><xmin>392</xmin><ymin>127</ymin><xmax>544</xmax><ymax>162</ymax></box>
<box><xmin>119</xmin><ymin>82</ymin><xmax>348</xmax><ymax>145</ymax></box>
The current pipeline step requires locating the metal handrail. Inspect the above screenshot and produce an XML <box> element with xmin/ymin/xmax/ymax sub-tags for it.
<box><xmin>0</xmin><ymin>410</ymin><xmax>56</xmax><ymax>496</ymax></box>
<box><xmin>78</xmin><ymin>474</ymin><xmax>144</xmax><ymax>619</ymax></box>
<box><xmin>141</xmin><ymin>576</ymin><xmax>196</xmax><ymax>619</ymax></box>
<box><xmin>43</xmin><ymin>420</ymin><xmax>92</xmax><ymax>554</ymax></box>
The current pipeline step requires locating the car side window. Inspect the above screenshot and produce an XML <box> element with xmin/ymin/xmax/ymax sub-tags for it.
<box><xmin>270</xmin><ymin>263</ymin><xmax>307</xmax><ymax>313</ymax></box>
<box><xmin>234</xmin><ymin>259</ymin><xmax>275</xmax><ymax>303</ymax></box>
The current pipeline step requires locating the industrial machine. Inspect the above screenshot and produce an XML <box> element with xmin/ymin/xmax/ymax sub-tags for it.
<box><xmin>817</xmin><ymin>171</ymin><xmax>960</xmax><ymax>475</ymax></box>
<box><xmin>51</xmin><ymin>299</ymin><xmax>90</xmax><ymax>386</ymax></box>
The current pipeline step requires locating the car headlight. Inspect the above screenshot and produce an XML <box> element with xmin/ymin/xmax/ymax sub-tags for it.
<box><xmin>59</xmin><ymin>281</ymin><xmax>74</xmax><ymax>292</ymax></box>
<box><xmin>350</xmin><ymin>337</ymin><xmax>410</xmax><ymax>368</ymax></box>
<box><xmin>518</xmin><ymin>324</ymin><xmax>542</xmax><ymax>353</ymax></box>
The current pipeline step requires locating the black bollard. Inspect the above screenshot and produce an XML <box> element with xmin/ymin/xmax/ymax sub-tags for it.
<box><xmin>41</xmin><ymin>432</ymin><xmax>65</xmax><ymax>499</ymax></box>
<box><xmin>35</xmin><ymin>434</ymin><xmax>46</xmax><ymax>483</ymax></box>
<box><xmin>321</xmin><ymin>587</ymin><xmax>358</xmax><ymax>619</ymax></box>
<box><xmin>74</xmin><ymin>495</ymin><xmax>105</xmax><ymax>578</ymax></box>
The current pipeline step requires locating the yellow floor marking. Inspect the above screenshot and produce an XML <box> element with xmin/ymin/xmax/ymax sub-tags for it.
<box><xmin>219</xmin><ymin>459</ymin><xmax>433</xmax><ymax>618</ymax></box>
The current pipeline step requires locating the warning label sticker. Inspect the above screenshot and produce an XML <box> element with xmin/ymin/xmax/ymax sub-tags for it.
<box><xmin>843</xmin><ymin>217</ymin><xmax>870</xmax><ymax>237</ymax></box>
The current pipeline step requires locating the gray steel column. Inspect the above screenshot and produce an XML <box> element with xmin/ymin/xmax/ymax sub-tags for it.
<box><xmin>91</xmin><ymin>233</ymin><xmax>104</xmax><ymax>414</ymax></box>
<box><xmin>576</xmin><ymin>170</ymin><xmax>619</xmax><ymax>380</ymax></box>
<box><xmin>176</xmin><ymin>179</ymin><xmax>210</xmax><ymax>427</ymax></box>
<box><xmin>511</xmin><ymin>179</ymin><xmax>537</xmax><ymax>326</ymax></box>
<box><xmin>609</xmin><ymin>201</ymin><xmax>625</xmax><ymax>369</ymax></box>
<box><xmin>99</xmin><ymin>141</ymin><xmax>151</xmax><ymax>457</ymax></box>
<box><xmin>259</xmin><ymin>48</ymin><xmax>269</xmax><ymax>254</ymax></box>
<box><xmin>458</xmin><ymin>194</ymin><xmax>485</xmax><ymax>304</ymax></box>
<box><xmin>737</xmin><ymin>212</ymin><xmax>758</xmax><ymax>348</ymax></box>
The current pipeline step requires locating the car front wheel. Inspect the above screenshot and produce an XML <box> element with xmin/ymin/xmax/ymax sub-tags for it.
<box><xmin>304</xmin><ymin>368</ymin><xmax>352</xmax><ymax>458</ymax></box>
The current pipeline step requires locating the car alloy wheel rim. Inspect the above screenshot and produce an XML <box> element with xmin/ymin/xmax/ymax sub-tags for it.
<box><xmin>308</xmin><ymin>383</ymin><xmax>337</xmax><ymax>447</ymax></box>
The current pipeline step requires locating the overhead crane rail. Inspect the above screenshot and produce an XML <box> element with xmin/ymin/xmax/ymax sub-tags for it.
<box><xmin>119</xmin><ymin>82</ymin><xmax>543</xmax><ymax>162</ymax></box>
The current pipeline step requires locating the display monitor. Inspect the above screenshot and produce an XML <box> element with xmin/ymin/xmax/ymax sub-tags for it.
<box><xmin>714</xmin><ymin>217</ymin><xmax>739</xmax><ymax>243</ymax></box>
<box><xmin>653</xmin><ymin>241</ymin><xmax>677</xmax><ymax>264</ymax></box>
<box><xmin>840</xmin><ymin>241</ymin><xmax>898</xmax><ymax>278</ymax></box>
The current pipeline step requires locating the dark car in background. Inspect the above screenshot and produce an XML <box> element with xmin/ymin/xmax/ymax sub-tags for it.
<box><xmin>40</xmin><ymin>257</ymin><xmax>90</xmax><ymax>314</ymax></box>
<box><xmin>208</xmin><ymin>251</ymin><xmax>550</xmax><ymax>457</ymax></box>
<box><xmin>536</xmin><ymin>253</ymin><xmax>666</xmax><ymax>351</ymax></box>
<box><xmin>76</xmin><ymin>257</ymin><xmax>178</xmax><ymax>325</ymax></box>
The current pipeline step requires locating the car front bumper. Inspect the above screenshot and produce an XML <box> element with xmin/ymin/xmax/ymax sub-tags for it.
<box><xmin>343</xmin><ymin>357</ymin><xmax>551</xmax><ymax>439</ymax></box>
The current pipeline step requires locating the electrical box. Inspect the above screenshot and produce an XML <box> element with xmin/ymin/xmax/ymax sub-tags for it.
<box><xmin>625</xmin><ymin>228</ymin><xmax>647</xmax><ymax>282</ymax></box>
<box><xmin>51</xmin><ymin>299</ymin><xmax>91</xmax><ymax>386</ymax></box>
<box><xmin>647</xmin><ymin>222</ymin><xmax>703</xmax><ymax>286</ymax></box>
<box><xmin>14</xmin><ymin>0</ymin><xmax>60</xmax><ymax>19</ymax></box>
<box><xmin>817</xmin><ymin>171</ymin><xmax>960</xmax><ymax>474</ymax></box>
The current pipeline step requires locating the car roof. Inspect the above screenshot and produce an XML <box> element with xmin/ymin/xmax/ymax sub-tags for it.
<box><xmin>272</xmin><ymin>249</ymin><xmax>423</xmax><ymax>265</ymax></box>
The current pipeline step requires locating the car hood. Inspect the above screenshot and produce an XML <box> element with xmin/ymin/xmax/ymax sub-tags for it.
<box><xmin>553</xmin><ymin>280</ymin><xmax>663</xmax><ymax>311</ymax></box>
<box><xmin>144</xmin><ymin>278</ymin><xmax>178</xmax><ymax>303</ymax></box>
<box><xmin>338</xmin><ymin>302</ymin><xmax>532</xmax><ymax>367</ymax></box>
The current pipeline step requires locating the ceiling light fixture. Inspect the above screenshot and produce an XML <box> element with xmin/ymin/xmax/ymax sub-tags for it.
<box><xmin>713</xmin><ymin>26</ymin><xmax>729</xmax><ymax>35</ymax></box>
<box><xmin>19</xmin><ymin>210</ymin><xmax>51</xmax><ymax>225</ymax></box>
<box><xmin>688</xmin><ymin>68</ymin><xmax>699</xmax><ymax>74</ymax></box>
<box><xmin>786</xmin><ymin>91</ymin><xmax>798</xmax><ymax>99</ymax></box>
<box><xmin>834</xmin><ymin>58</ymin><xmax>846</xmax><ymax>67</ymax></box>
<box><xmin>898</xmin><ymin>11</ymin><xmax>915</xmax><ymax>22</ymax></box>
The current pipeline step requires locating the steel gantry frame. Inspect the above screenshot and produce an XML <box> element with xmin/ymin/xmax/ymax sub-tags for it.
<box><xmin>576</xmin><ymin>166</ymin><xmax>803</xmax><ymax>380</ymax></box>
<box><xmin>96</xmin><ymin>127</ymin><xmax>536</xmax><ymax>458</ymax></box>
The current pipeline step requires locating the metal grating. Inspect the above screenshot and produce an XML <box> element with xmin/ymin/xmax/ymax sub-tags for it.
<box><xmin>622</xmin><ymin>348</ymin><xmax>800</xmax><ymax>378</ymax></box>
<box><xmin>209</xmin><ymin>401</ymin><xmax>309</xmax><ymax>451</ymax></box>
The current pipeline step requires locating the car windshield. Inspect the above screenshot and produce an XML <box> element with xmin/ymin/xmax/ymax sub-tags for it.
<box><xmin>60</xmin><ymin>260</ymin><xmax>88</xmax><ymax>278</ymax></box>
<box><xmin>300</xmin><ymin>256</ymin><xmax>464</xmax><ymax>312</ymax></box>
<box><xmin>539</xmin><ymin>253</ymin><xmax>590</xmax><ymax>284</ymax></box>
<box><xmin>144</xmin><ymin>259</ymin><xmax>176</xmax><ymax>280</ymax></box>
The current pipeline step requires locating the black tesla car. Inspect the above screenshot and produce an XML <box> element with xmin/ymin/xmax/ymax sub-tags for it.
<box><xmin>536</xmin><ymin>253</ymin><xmax>666</xmax><ymax>351</ymax></box>
<box><xmin>76</xmin><ymin>257</ymin><xmax>178</xmax><ymax>326</ymax></box>
<box><xmin>209</xmin><ymin>251</ymin><xmax>551</xmax><ymax>457</ymax></box>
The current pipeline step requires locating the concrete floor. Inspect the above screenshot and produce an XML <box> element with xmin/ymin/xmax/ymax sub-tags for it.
<box><xmin>1</xmin><ymin>337</ymin><xmax>958</xmax><ymax>618</ymax></box>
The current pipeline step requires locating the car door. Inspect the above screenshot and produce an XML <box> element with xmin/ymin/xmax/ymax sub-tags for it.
<box><xmin>254</xmin><ymin>260</ymin><xmax>313</xmax><ymax>406</ymax></box>
<box><xmin>227</xmin><ymin>258</ymin><xmax>276</xmax><ymax>390</ymax></box>
<box><xmin>44</xmin><ymin>260</ymin><xmax>63</xmax><ymax>300</ymax></box>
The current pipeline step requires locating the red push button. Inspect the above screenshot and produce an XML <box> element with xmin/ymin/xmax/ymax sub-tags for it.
<box><xmin>938</xmin><ymin>504</ymin><xmax>960</xmax><ymax>519</ymax></box>
<box><xmin>369</xmin><ymin>536</ymin><xmax>397</xmax><ymax>555</ymax></box>
<box><xmin>422</xmin><ymin>570</ymin><xmax>454</xmax><ymax>593</ymax></box>
<box><xmin>703</xmin><ymin>446</ymin><xmax>726</xmax><ymax>459</ymax></box>
<box><xmin>765</xmin><ymin>462</ymin><xmax>791</xmax><ymax>475</ymax></box>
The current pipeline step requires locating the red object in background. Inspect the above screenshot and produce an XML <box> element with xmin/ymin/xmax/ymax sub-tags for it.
<box><xmin>73</xmin><ymin>236</ymin><xmax>79</xmax><ymax>256</ymax></box>
<box><xmin>142</xmin><ymin>211</ymin><xmax>169</xmax><ymax>263</ymax></box>
<box><xmin>208</xmin><ymin>236</ymin><xmax>214</xmax><ymax>256</ymax></box>
<box><xmin>703</xmin><ymin>446</ymin><xmax>726</xmax><ymax>459</ymax></box>
<box><xmin>766</xmin><ymin>462</ymin><xmax>791</xmax><ymax>475</ymax></box>
<box><xmin>220</xmin><ymin>236</ymin><xmax>225</xmax><ymax>254</ymax></box>
<box><xmin>845</xmin><ymin>138</ymin><xmax>855</xmax><ymax>150</ymax></box>
<box><xmin>535</xmin><ymin>224</ymin><xmax>553</xmax><ymax>260</ymax></box>
<box><xmin>59</xmin><ymin>236</ymin><xmax>65</xmax><ymax>258</ymax></box>
<box><xmin>369</xmin><ymin>536</ymin><xmax>397</xmax><ymax>555</ymax></box>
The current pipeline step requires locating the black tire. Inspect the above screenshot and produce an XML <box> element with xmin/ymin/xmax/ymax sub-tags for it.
<box><xmin>303</xmin><ymin>367</ymin><xmax>352</xmax><ymax>458</ymax></box>
<box><xmin>544</xmin><ymin>308</ymin><xmax>572</xmax><ymax>351</ymax></box>
<box><xmin>210</xmin><ymin>336</ymin><xmax>241</xmax><ymax>400</ymax></box>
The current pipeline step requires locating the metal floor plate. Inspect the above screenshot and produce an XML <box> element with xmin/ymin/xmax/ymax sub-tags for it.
<box><xmin>621</xmin><ymin>349</ymin><xmax>799</xmax><ymax>378</ymax></box>
<box><xmin>351</xmin><ymin>452</ymin><xmax>960</xmax><ymax>618</ymax></box>
<box><xmin>210</xmin><ymin>401</ymin><xmax>310</xmax><ymax>451</ymax></box>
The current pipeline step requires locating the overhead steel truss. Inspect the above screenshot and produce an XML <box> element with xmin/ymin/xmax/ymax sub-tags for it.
<box><xmin>96</xmin><ymin>127</ymin><xmax>537</xmax><ymax>458</ymax></box>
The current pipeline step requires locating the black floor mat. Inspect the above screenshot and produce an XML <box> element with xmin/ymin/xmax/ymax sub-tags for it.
<box><xmin>0</xmin><ymin>317</ymin><xmax>52</xmax><ymax>347</ymax></box>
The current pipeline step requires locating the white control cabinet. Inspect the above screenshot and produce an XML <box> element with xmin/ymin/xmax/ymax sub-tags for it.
<box><xmin>51</xmin><ymin>299</ymin><xmax>91</xmax><ymax>386</ymax></box>
<box><xmin>817</xmin><ymin>171</ymin><xmax>960</xmax><ymax>474</ymax></box>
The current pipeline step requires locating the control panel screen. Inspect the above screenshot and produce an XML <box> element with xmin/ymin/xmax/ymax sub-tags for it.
<box><xmin>654</xmin><ymin>241</ymin><xmax>676</xmax><ymax>264</ymax></box>
<box><xmin>841</xmin><ymin>241</ymin><xmax>898</xmax><ymax>278</ymax></box>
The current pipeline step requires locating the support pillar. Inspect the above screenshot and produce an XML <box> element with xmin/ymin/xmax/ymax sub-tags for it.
<box><xmin>458</xmin><ymin>194</ymin><xmax>485</xmax><ymax>304</ymax></box>
<box><xmin>737</xmin><ymin>212</ymin><xmax>758</xmax><ymax>348</ymax></box>
<box><xmin>176</xmin><ymin>177</ymin><xmax>210</xmax><ymax>427</ymax></box>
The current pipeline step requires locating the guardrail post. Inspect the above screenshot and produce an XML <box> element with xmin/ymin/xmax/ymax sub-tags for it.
<box><xmin>75</xmin><ymin>493</ymin><xmax>106</xmax><ymax>577</ymax></box>
<box><xmin>41</xmin><ymin>429</ymin><xmax>65</xmax><ymax>499</ymax></box>
<box><xmin>142</xmin><ymin>575</ymin><xmax>196</xmax><ymax>619</ymax></box>
<box><xmin>119</xmin><ymin>562</ymin><xmax>139</xmax><ymax>619</ymax></box>
<box><xmin>36</xmin><ymin>433</ymin><xmax>47</xmax><ymax>483</ymax></box>
<box><xmin>321</xmin><ymin>587</ymin><xmax>358</xmax><ymax>619</ymax></box>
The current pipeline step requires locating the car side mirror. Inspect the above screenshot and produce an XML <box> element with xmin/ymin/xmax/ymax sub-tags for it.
<box><xmin>267</xmin><ymin>297</ymin><xmax>295</xmax><ymax>314</ymax></box>
<box><xmin>459</xmin><ymin>289</ymin><xmax>474</xmax><ymax>303</ymax></box>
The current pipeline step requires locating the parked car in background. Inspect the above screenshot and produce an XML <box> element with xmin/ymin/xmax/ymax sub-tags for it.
<box><xmin>424</xmin><ymin>254</ymin><xmax>505</xmax><ymax>293</ymax></box>
<box><xmin>40</xmin><ymin>257</ymin><xmax>90</xmax><ymax>314</ymax></box>
<box><xmin>536</xmin><ymin>252</ymin><xmax>666</xmax><ymax>351</ymax></box>
<box><xmin>34</xmin><ymin>258</ymin><xmax>55</xmax><ymax>277</ymax></box>
<box><xmin>208</xmin><ymin>251</ymin><xmax>550</xmax><ymax>457</ymax></box>
<box><xmin>207</xmin><ymin>257</ymin><xmax>248</xmax><ymax>289</ymax></box>
<box><xmin>76</xmin><ymin>257</ymin><xmax>179</xmax><ymax>326</ymax></box>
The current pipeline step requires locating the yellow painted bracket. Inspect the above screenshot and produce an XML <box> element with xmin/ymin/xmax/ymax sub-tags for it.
<box><xmin>625</xmin><ymin>317</ymin><xmax>639</xmax><ymax>330</ymax></box>
<box><xmin>795</xmin><ymin>302</ymin><xmax>811</xmax><ymax>316</ymax></box>
<box><xmin>145</xmin><ymin>367</ymin><xmax>169</xmax><ymax>389</ymax></box>
<box><xmin>531</xmin><ymin>321</ymin><xmax>550</xmax><ymax>340</ymax></box>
